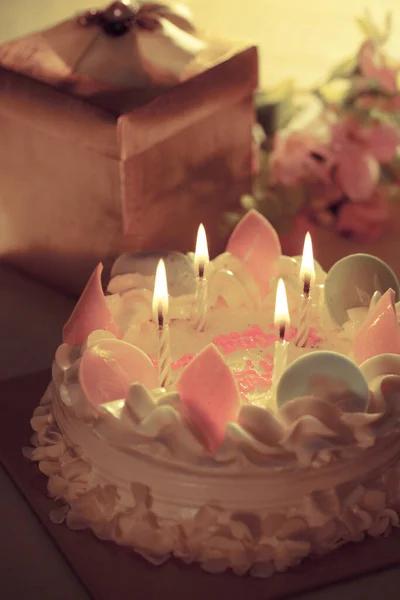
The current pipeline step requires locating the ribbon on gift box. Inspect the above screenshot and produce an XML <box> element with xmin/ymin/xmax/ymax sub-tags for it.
<box><xmin>0</xmin><ymin>1</ymin><xmax>228</xmax><ymax>112</ymax></box>
<box><xmin>77</xmin><ymin>2</ymin><xmax>196</xmax><ymax>35</ymax></box>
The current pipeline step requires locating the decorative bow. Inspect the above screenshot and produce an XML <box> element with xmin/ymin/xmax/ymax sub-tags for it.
<box><xmin>78</xmin><ymin>2</ymin><xmax>170</xmax><ymax>36</ymax></box>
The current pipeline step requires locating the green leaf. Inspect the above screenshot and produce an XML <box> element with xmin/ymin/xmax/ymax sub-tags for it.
<box><xmin>226</xmin><ymin>181</ymin><xmax>306</xmax><ymax>237</ymax></box>
<box><xmin>343</xmin><ymin>78</ymin><xmax>397</xmax><ymax>110</ymax></box>
<box><xmin>317</xmin><ymin>78</ymin><xmax>352</xmax><ymax>106</ymax></box>
<box><xmin>370</xmin><ymin>108</ymin><xmax>400</xmax><ymax>129</ymax></box>
<box><xmin>380</xmin><ymin>165</ymin><xmax>398</xmax><ymax>184</ymax></box>
<box><xmin>389</xmin><ymin>149</ymin><xmax>400</xmax><ymax>179</ymax></box>
<box><xmin>239</xmin><ymin>194</ymin><xmax>255</xmax><ymax>211</ymax></box>
<box><xmin>260</xmin><ymin>79</ymin><xmax>295</xmax><ymax>104</ymax></box>
<box><xmin>355</xmin><ymin>10</ymin><xmax>391</xmax><ymax>44</ymax></box>
<box><xmin>256</xmin><ymin>80</ymin><xmax>298</xmax><ymax>135</ymax></box>
<box><xmin>355</xmin><ymin>17</ymin><xmax>374</xmax><ymax>40</ymax></box>
<box><xmin>225</xmin><ymin>211</ymin><xmax>242</xmax><ymax>226</ymax></box>
<box><xmin>327</xmin><ymin>56</ymin><xmax>358</xmax><ymax>81</ymax></box>
<box><xmin>278</xmin><ymin>184</ymin><xmax>309</xmax><ymax>215</ymax></box>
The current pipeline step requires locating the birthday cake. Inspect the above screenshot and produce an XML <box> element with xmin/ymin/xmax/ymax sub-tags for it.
<box><xmin>26</xmin><ymin>210</ymin><xmax>400</xmax><ymax>578</ymax></box>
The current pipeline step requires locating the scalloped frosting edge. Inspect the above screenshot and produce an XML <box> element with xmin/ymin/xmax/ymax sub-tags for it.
<box><xmin>25</xmin><ymin>383</ymin><xmax>400</xmax><ymax>578</ymax></box>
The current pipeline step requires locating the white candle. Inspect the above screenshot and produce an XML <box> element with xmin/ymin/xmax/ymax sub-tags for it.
<box><xmin>194</xmin><ymin>224</ymin><xmax>209</xmax><ymax>332</ymax></box>
<box><xmin>271</xmin><ymin>278</ymin><xmax>290</xmax><ymax>412</ymax></box>
<box><xmin>295</xmin><ymin>232</ymin><xmax>315</xmax><ymax>348</ymax></box>
<box><xmin>152</xmin><ymin>259</ymin><xmax>172</xmax><ymax>388</ymax></box>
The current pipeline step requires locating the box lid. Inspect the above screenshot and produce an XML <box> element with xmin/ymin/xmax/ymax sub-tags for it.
<box><xmin>0</xmin><ymin>1</ymin><xmax>248</xmax><ymax>116</ymax></box>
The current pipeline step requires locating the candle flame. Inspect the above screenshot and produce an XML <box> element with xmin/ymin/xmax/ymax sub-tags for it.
<box><xmin>194</xmin><ymin>224</ymin><xmax>209</xmax><ymax>277</ymax></box>
<box><xmin>274</xmin><ymin>278</ymin><xmax>290</xmax><ymax>329</ymax></box>
<box><xmin>300</xmin><ymin>232</ymin><xmax>315</xmax><ymax>287</ymax></box>
<box><xmin>152</xmin><ymin>259</ymin><xmax>169</xmax><ymax>325</ymax></box>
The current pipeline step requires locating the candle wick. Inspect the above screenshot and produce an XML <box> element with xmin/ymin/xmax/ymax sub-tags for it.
<box><xmin>198</xmin><ymin>262</ymin><xmax>205</xmax><ymax>280</ymax></box>
<box><xmin>303</xmin><ymin>277</ymin><xmax>311</xmax><ymax>297</ymax></box>
<box><xmin>157</xmin><ymin>307</ymin><xmax>163</xmax><ymax>329</ymax></box>
<box><xmin>279</xmin><ymin>323</ymin><xmax>285</xmax><ymax>341</ymax></box>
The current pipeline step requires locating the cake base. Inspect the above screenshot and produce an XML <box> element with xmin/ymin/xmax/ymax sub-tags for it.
<box><xmin>2</xmin><ymin>371</ymin><xmax>400</xmax><ymax>600</ymax></box>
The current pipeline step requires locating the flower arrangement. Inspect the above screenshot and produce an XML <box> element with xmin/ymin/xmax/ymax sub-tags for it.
<box><xmin>238</xmin><ymin>12</ymin><xmax>400</xmax><ymax>243</ymax></box>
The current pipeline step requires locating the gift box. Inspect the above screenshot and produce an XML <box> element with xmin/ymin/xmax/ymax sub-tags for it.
<box><xmin>0</xmin><ymin>2</ymin><xmax>258</xmax><ymax>294</ymax></box>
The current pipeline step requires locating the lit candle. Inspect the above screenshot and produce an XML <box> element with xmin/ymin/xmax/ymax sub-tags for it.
<box><xmin>271</xmin><ymin>278</ymin><xmax>290</xmax><ymax>411</ymax></box>
<box><xmin>295</xmin><ymin>232</ymin><xmax>315</xmax><ymax>347</ymax></box>
<box><xmin>194</xmin><ymin>224</ymin><xmax>209</xmax><ymax>331</ymax></box>
<box><xmin>152</xmin><ymin>259</ymin><xmax>172</xmax><ymax>388</ymax></box>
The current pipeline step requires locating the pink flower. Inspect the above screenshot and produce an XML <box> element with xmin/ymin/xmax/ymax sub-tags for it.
<box><xmin>270</xmin><ymin>131</ymin><xmax>332</xmax><ymax>186</ymax></box>
<box><xmin>358</xmin><ymin>40</ymin><xmax>398</xmax><ymax>93</ymax></box>
<box><xmin>355</xmin><ymin>89</ymin><xmax>400</xmax><ymax>113</ymax></box>
<box><xmin>336</xmin><ymin>143</ymin><xmax>380</xmax><ymax>201</ymax></box>
<box><xmin>336</xmin><ymin>188</ymin><xmax>389</xmax><ymax>242</ymax></box>
<box><xmin>359</xmin><ymin>122</ymin><xmax>400</xmax><ymax>162</ymax></box>
<box><xmin>330</xmin><ymin>116</ymin><xmax>399</xmax><ymax>201</ymax></box>
<box><xmin>356</xmin><ymin>40</ymin><xmax>400</xmax><ymax>111</ymax></box>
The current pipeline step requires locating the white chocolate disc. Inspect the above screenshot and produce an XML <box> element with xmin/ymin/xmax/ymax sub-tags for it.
<box><xmin>324</xmin><ymin>253</ymin><xmax>399</xmax><ymax>326</ymax></box>
<box><xmin>276</xmin><ymin>351</ymin><xmax>369</xmax><ymax>410</ymax></box>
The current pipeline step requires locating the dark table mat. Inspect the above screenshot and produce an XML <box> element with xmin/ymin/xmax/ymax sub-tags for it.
<box><xmin>1</xmin><ymin>370</ymin><xmax>400</xmax><ymax>600</ymax></box>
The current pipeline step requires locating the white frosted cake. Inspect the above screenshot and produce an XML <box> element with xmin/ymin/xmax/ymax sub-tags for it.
<box><xmin>26</xmin><ymin>210</ymin><xmax>400</xmax><ymax>578</ymax></box>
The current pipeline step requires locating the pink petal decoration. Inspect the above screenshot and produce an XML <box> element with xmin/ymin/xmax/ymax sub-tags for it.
<box><xmin>80</xmin><ymin>339</ymin><xmax>159</xmax><ymax>409</ymax></box>
<box><xmin>353</xmin><ymin>289</ymin><xmax>400</xmax><ymax>364</ymax></box>
<box><xmin>176</xmin><ymin>344</ymin><xmax>241</xmax><ymax>452</ymax></box>
<box><xmin>226</xmin><ymin>209</ymin><xmax>281</xmax><ymax>292</ymax></box>
<box><xmin>63</xmin><ymin>264</ymin><xmax>121</xmax><ymax>345</ymax></box>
